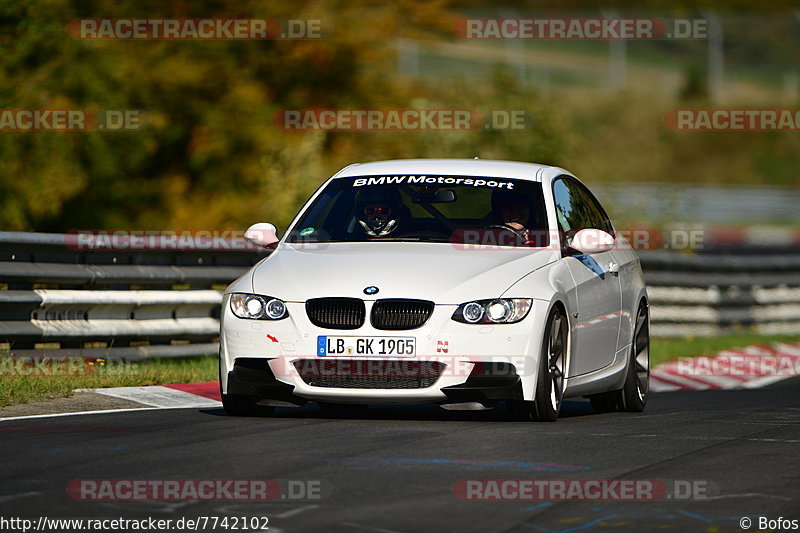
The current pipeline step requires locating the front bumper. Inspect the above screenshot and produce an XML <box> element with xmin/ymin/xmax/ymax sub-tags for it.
<box><xmin>225</xmin><ymin>356</ymin><xmax>523</xmax><ymax>406</ymax></box>
<box><xmin>220</xmin><ymin>296</ymin><xmax>550</xmax><ymax>405</ymax></box>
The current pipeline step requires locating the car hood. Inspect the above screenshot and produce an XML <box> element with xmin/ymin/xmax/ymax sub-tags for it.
<box><xmin>250</xmin><ymin>242</ymin><xmax>558</xmax><ymax>304</ymax></box>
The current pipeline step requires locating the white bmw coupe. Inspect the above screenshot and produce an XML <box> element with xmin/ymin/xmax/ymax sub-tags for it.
<box><xmin>220</xmin><ymin>159</ymin><xmax>649</xmax><ymax>421</ymax></box>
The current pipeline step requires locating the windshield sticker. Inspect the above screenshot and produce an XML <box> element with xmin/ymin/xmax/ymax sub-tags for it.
<box><xmin>352</xmin><ymin>175</ymin><xmax>514</xmax><ymax>189</ymax></box>
<box><xmin>299</xmin><ymin>227</ymin><xmax>315</xmax><ymax>236</ymax></box>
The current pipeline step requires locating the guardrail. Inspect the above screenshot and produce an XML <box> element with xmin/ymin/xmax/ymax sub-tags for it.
<box><xmin>641</xmin><ymin>251</ymin><xmax>800</xmax><ymax>337</ymax></box>
<box><xmin>0</xmin><ymin>231</ymin><xmax>267</xmax><ymax>361</ymax></box>
<box><xmin>1</xmin><ymin>232</ymin><xmax>798</xmax><ymax>359</ymax></box>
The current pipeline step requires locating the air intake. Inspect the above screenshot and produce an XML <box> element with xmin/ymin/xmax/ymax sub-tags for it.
<box><xmin>293</xmin><ymin>359</ymin><xmax>445</xmax><ymax>389</ymax></box>
<box><xmin>306</xmin><ymin>298</ymin><xmax>365</xmax><ymax>330</ymax></box>
<box><xmin>371</xmin><ymin>299</ymin><xmax>435</xmax><ymax>330</ymax></box>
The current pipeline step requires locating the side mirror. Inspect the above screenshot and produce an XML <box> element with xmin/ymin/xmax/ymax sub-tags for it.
<box><xmin>570</xmin><ymin>228</ymin><xmax>614</xmax><ymax>254</ymax></box>
<box><xmin>244</xmin><ymin>223</ymin><xmax>279</xmax><ymax>248</ymax></box>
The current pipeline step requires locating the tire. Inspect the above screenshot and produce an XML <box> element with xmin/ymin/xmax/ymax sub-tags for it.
<box><xmin>219</xmin><ymin>354</ymin><xmax>275</xmax><ymax>417</ymax></box>
<box><xmin>509</xmin><ymin>306</ymin><xmax>567</xmax><ymax>422</ymax></box>
<box><xmin>221</xmin><ymin>394</ymin><xmax>274</xmax><ymax>417</ymax></box>
<box><xmin>589</xmin><ymin>392</ymin><xmax>619</xmax><ymax>413</ymax></box>
<box><xmin>619</xmin><ymin>301</ymin><xmax>650</xmax><ymax>412</ymax></box>
<box><xmin>589</xmin><ymin>300</ymin><xmax>650</xmax><ymax>414</ymax></box>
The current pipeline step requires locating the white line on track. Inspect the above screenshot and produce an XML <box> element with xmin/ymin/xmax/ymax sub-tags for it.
<box><xmin>0</xmin><ymin>406</ymin><xmax>217</xmax><ymax>422</ymax></box>
<box><xmin>0</xmin><ymin>491</ymin><xmax>40</xmax><ymax>504</ymax></box>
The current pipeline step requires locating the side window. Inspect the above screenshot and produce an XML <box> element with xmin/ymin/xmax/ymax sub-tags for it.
<box><xmin>573</xmin><ymin>184</ymin><xmax>614</xmax><ymax>236</ymax></box>
<box><xmin>552</xmin><ymin>177</ymin><xmax>613</xmax><ymax>248</ymax></box>
<box><xmin>572</xmin><ymin>185</ymin><xmax>609</xmax><ymax>234</ymax></box>
<box><xmin>552</xmin><ymin>178</ymin><xmax>582</xmax><ymax>247</ymax></box>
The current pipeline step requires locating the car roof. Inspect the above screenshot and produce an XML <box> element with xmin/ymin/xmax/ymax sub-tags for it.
<box><xmin>334</xmin><ymin>159</ymin><xmax>561</xmax><ymax>182</ymax></box>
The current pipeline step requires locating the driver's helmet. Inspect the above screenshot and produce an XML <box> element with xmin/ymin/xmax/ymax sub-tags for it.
<box><xmin>355</xmin><ymin>187</ymin><xmax>404</xmax><ymax>237</ymax></box>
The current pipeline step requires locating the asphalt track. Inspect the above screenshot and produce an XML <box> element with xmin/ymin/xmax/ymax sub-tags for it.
<box><xmin>1</xmin><ymin>379</ymin><xmax>799</xmax><ymax>533</ymax></box>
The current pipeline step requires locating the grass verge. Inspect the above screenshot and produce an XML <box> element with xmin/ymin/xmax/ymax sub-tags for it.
<box><xmin>0</xmin><ymin>356</ymin><xmax>218</xmax><ymax>408</ymax></box>
<box><xmin>650</xmin><ymin>333</ymin><xmax>800</xmax><ymax>368</ymax></box>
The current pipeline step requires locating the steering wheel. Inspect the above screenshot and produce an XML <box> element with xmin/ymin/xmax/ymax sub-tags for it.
<box><xmin>486</xmin><ymin>224</ymin><xmax>537</xmax><ymax>246</ymax></box>
<box><xmin>487</xmin><ymin>223</ymin><xmax>523</xmax><ymax>233</ymax></box>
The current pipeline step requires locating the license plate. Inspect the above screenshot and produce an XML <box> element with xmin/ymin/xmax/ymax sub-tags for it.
<box><xmin>317</xmin><ymin>336</ymin><xmax>416</xmax><ymax>356</ymax></box>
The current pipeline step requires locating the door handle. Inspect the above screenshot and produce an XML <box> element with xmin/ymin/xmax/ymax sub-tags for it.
<box><xmin>608</xmin><ymin>262</ymin><xmax>619</xmax><ymax>276</ymax></box>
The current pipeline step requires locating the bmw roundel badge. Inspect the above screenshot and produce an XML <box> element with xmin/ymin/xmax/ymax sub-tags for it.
<box><xmin>363</xmin><ymin>286</ymin><xmax>379</xmax><ymax>295</ymax></box>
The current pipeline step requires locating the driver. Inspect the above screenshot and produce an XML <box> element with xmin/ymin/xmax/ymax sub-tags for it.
<box><xmin>489</xmin><ymin>189</ymin><xmax>539</xmax><ymax>246</ymax></box>
<box><xmin>355</xmin><ymin>187</ymin><xmax>404</xmax><ymax>237</ymax></box>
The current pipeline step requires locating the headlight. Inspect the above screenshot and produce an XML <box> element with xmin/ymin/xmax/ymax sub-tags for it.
<box><xmin>462</xmin><ymin>302</ymin><xmax>484</xmax><ymax>323</ymax></box>
<box><xmin>229</xmin><ymin>293</ymin><xmax>289</xmax><ymax>320</ymax></box>
<box><xmin>265</xmin><ymin>298</ymin><xmax>286</xmax><ymax>319</ymax></box>
<box><xmin>452</xmin><ymin>298</ymin><xmax>532</xmax><ymax>324</ymax></box>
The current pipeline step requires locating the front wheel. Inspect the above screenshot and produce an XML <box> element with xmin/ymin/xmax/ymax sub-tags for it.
<box><xmin>620</xmin><ymin>301</ymin><xmax>650</xmax><ymax>412</ymax></box>
<box><xmin>221</xmin><ymin>394</ymin><xmax>274</xmax><ymax>417</ymax></box>
<box><xmin>509</xmin><ymin>306</ymin><xmax>567</xmax><ymax>422</ymax></box>
<box><xmin>219</xmin><ymin>355</ymin><xmax>275</xmax><ymax>417</ymax></box>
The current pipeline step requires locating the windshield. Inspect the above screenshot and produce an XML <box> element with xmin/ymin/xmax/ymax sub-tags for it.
<box><xmin>286</xmin><ymin>175</ymin><xmax>550</xmax><ymax>247</ymax></box>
